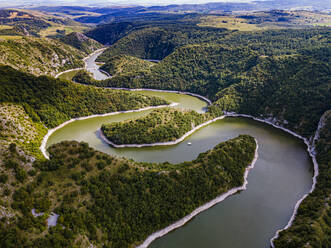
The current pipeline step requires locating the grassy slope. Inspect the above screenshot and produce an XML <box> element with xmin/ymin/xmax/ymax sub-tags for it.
<box><xmin>0</xmin><ymin>103</ymin><xmax>47</xmax><ymax>159</ymax></box>
<box><xmin>0</xmin><ymin>9</ymin><xmax>88</xmax><ymax>38</ymax></box>
<box><xmin>198</xmin><ymin>11</ymin><xmax>331</xmax><ymax>30</ymax></box>
<box><xmin>0</xmin><ymin>36</ymin><xmax>85</xmax><ymax>76</ymax></box>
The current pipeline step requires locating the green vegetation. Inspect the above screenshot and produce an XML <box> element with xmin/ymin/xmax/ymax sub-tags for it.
<box><xmin>84</xmin><ymin>22</ymin><xmax>135</xmax><ymax>45</ymax></box>
<box><xmin>274</xmin><ymin>111</ymin><xmax>331</xmax><ymax>248</ymax></box>
<box><xmin>0</xmin><ymin>8</ymin><xmax>330</xmax><ymax>247</ymax></box>
<box><xmin>100</xmin><ymin>54</ymin><xmax>154</xmax><ymax>76</ymax></box>
<box><xmin>213</xmin><ymin>53</ymin><xmax>330</xmax><ymax>137</ymax></box>
<box><xmin>0</xmin><ymin>36</ymin><xmax>85</xmax><ymax>76</ymax></box>
<box><xmin>0</xmin><ymin>103</ymin><xmax>47</xmax><ymax>159</ymax></box>
<box><xmin>0</xmin><ymin>135</ymin><xmax>256</xmax><ymax>247</ymax></box>
<box><xmin>0</xmin><ymin>65</ymin><xmax>168</xmax><ymax>128</ymax></box>
<box><xmin>83</xmin><ymin>24</ymin><xmax>331</xmax><ymax>246</ymax></box>
<box><xmin>71</xmin><ymin>69</ymin><xmax>96</xmax><ymax>84</ymax></box>
<box><xmin>97</xmin><ymin>25</ymin><xmax>228</xmax><ymax>61</ymax></box>
<box><xmin>60</xmin><ymin>32</ymin><xmax>102</xmax><ymax>54</ymax></box>
<box><xmin>92</xmin><ymin>28</ymin><xmax>330</xmax><ymax>138</ymax></box>
<box><xmin>102</xmin><ymin>108</ymin><xmax>220</xmax><ymax>145</ymax></box>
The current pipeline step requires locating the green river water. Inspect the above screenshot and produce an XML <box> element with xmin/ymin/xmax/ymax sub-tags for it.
<box><xmin>45</xmin><ymin>90</ymin><xmax>313</xmax><ymax>248</ymax></box>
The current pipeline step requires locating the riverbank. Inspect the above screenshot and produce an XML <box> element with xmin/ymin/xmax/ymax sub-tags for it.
<box><xmin>103</xmin><ymin>87</ymin><xmax>212</xmax><ymax>105</ymax></box>
<box><xmin>136</xmin><ymin>139</ymin><xmax>259</xmax><ymax>248</ymax></box>
<box><xmin>224</xmin><ymin>112</ymin><xmax>319</xmax><ymax>248</ymax></box>
<box><xmin>100</xmin><ymin>114</ymin><xmax>224</xmax><ymax>148</ymax></box>
<box><xmin>82</xmin><ymin>47</ymin><xmax>108</xmax><ymax>67</ymax></box>
<box><xmin>54</xmin><ymin>47</ymin><xmax>108</xmax><ymax>79</ymax></box>
<box><xmin>39</xmin><ymin>87</ymin><xmax>319</xmax><ymax>248</ymax></box>
<box><xmin>97</xmin><ymin>109</ymin><xmax>319</xmax><ymax>247</ymax></box>
<box><xmin>46</xmin><ymin>48</ymin><xmax>320</xmax><ymax>248</ymax></box>
<box><xmin>54</xmin><ymin>68</ymin><xmax>83</xmax><ymax>78</ymax></box>
<box><xmin>39</xmin><ymin>103</ymin><xmax>177</xmax><ymax>159</ymax></box>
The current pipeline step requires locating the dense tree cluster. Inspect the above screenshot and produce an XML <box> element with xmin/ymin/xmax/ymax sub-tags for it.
<box><xmin>1</xmin><ymin>135</ymin><xmax>256</xmax><ymax>247</ymax></box>
<box><xmin>102</xmin><ymin>108</ymin><xmax>219</xmax><ymax>145</ymax></box>
<box><xmin>213</xmin><ymin>53</ymin><xmax>331</xmax><ymax>137</ymax></box>
<box><xmin>0</xmin><ymin>65</ymin><xmax>168</xmax><ymax>128</ymax></box>
<box><xmin>71</xmin><ymin>69</ymin><xmax>97</xmax><ymax>84</ymax></box>
<box><xmin>97</xmin><ymin>25</ymin><xmax>228</xmax><ymax>61</ymax></box>
<box><xmin>100</xmin><ymin>54</ymin><xmax>153</xmax><ymax>76</ymax></box>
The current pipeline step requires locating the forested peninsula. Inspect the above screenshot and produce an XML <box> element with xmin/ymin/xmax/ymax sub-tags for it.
<box><xmin>101</xmin><ymin>108</ymin><xmax>220</xmax><ymax>145</ymax></box>
<box><xmin>1</xmin><ymin>135</ymin><xmax>256</xmax><ymax>247</ymax></box>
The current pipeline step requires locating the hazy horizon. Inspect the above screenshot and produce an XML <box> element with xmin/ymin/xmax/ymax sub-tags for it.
<box><xmin>0</xmin><ymin>0</ymin><xmax>261</xmax><ymax>8</ymax></box>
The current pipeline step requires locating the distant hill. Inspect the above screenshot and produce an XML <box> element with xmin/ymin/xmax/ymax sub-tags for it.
<box><xmin>95</xmin><ymin>25</ymin><xmax>228</xmax><ymax>59</ymax></box>
<box><xmin>27</xmin><ymin>0</ymin><xmax>331</xmax><ymax>25</ymax></box>
<box><xmin>0</xmin><ymin>9</ymin><xmax>87</xmax><ymax>37</ymax></box>
<box><xmin>60</xmin><ymin>32</ymin><xmax>102</xmax><ymax>54</ymax></box>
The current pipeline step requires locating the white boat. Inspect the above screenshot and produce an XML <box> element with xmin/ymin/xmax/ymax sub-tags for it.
<box><xmin>187</xmin><ymin>142</ymin><xmax>192</xmax><ymax>146</ymax></box>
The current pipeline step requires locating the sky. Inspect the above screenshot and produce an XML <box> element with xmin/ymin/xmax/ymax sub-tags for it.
<box><xmin>0</xmin><ymin>0</ymin><xmax>257</xmax><ymax>8</ymax></box>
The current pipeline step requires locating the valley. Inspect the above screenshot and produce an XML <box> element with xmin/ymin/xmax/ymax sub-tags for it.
<box><xmin>0</xmin><ymin>2</ymin><xmax>330</xmax><ymax>248</ymax></box>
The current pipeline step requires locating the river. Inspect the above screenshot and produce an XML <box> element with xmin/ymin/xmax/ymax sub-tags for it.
<box><xmin>45</xmin><ymin>50</ymin><xmax>314</xmax><ymax>247</ymax></box>
<box><xmin>84</xmin><ymin>48</ymin><xmax>110</xmax><ymax>80</ymax></box>
<box><xmin>45</xmin><ymin>90</ymin><xmax>313</xmax><ymax>248</ymax></box>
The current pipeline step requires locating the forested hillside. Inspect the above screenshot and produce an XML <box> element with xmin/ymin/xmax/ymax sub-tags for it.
<box><xmin>84</xmin><ymin>22</ymin><xmax>135</xmax><ymax>45</ymax></box>
<box><xmin>97</xmin><ymin>25</ymin><xmax>228</xmax><ymax>61</ymax></box>
<box><xmin>0</xmin><ymin>66</ymin><xmax>168</xmax><ymax>128</ymax></box>
<box><xmin>274</xmin><ymin>111</ymin><xmax>331</xmax><ymax>248</ymax></box>
<box><xmin>100</xmin><ymin>55</ymin><xmax>153</xmax><ymax>76</ymax></box>
<box><xmin>213</xmin><ymin>53</ymin><xmax>330</xmax><ymax>137</ymax></box>
<box><xmin>93</xmin><ymin>28</ymin><xmax>330</xmax><ymax>138</ymax></box>
<box><xmin>0</xmin><ymin>37</ymin><xmax>85</xmax><ymax>76</ymax></box>
<box><xmin>0</xmin><ymin>135</ymin><xmax>256</xmax><ymax>247</ymax></box>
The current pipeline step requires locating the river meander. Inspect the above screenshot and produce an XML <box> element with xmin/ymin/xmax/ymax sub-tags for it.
<box><xmin>46</xmin><ymin>89</ymin><xmax>313</xmax><ymax>248</ymax></box>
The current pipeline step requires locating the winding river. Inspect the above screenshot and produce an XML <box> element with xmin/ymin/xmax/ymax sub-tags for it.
<box><xmin>49</xmin><ymin>51</ymin><xmax>314</xmax><ymax>248</ymax></box>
